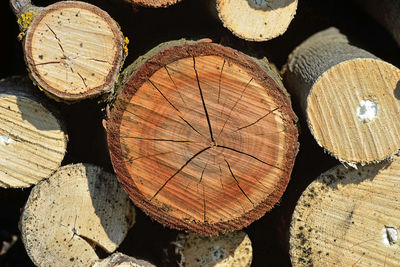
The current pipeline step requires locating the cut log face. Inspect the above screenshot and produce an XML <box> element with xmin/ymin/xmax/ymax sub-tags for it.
<box><xmin>283</xmin><ymin>27</ymin><xmax>400</xmax><ymax>164</ymax></box>
<box><xmin>23</xmin><ymin>1</ymin><xmax>124</xmax><ymax>102</ymax></box>
<box><xmin>129</xmin><ymin>0</ymin><xmax>183</xmax><ymax>8</ymax></box>
<box><xmin>0</xmin><ymin>77</ymin><xmax>66</xmax><ymax>188</ymax></box>
<box><xmin>94</xmin><ymin>253</ymin><xmax>156</xmax><ymax>267</ymax></box>
<box><xmin>290</xmin><ymin>157</ymin><xmax>400</xmax><ymax>266</ymax></box>
<box><xmin>107</xmin><ymin>41</ymin><xmax>298</xmax><ymax>235</ymax></box>
<box><xmin>216</xmin><ymin>0</ymin><xmax>298</xmax><ymax>41</ymax></box>
<box><xmin>20</xmin><ymin>163</ymin><xmax>136</xmax><ymax>267</ymax></box>
<box><xmin>169</xmin><ymin>231</ymin><xmax>252</xmax><ymax>267</ymax></box>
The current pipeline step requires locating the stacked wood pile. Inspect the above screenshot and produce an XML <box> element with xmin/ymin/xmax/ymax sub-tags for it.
<box><xmin>1</xmin><ymin>0</ymin><xmax>400</xmax><ymax>266</ymax></box>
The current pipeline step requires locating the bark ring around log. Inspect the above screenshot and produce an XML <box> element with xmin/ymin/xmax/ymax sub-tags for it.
<box><xmin>106</xmin><ymin>41</ymin><xmax>298</xmax><ymax>235</ymax></box>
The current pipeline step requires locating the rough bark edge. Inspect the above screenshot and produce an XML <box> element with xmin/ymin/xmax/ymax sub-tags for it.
<box><xmin>215</xmin><ymin>0</ymin><xmax>298</xmax><ymax>42</ymax></box>
<box><xmin>107</xmin><ymin>40</ymin><xmax>299</xmax><ymax>235</ymax></box>
<box><xmin>23</xmin><ymin>1</ymin><xmax>125</xmax><ymax>103</ymax></box>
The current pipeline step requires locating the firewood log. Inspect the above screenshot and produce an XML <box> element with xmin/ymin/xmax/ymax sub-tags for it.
<box><xmin>94</xmin><ymin>253</ymin><xmax>155</xmax><ymax>267</ymax></box>
<box><xmin>215</xmin><ymin>0</ymin><xmax>298</xmax><ymax>41</ymax></box>
<box><xmin>290</xmin><ymin>157</ymin><xmax>400</xmax><ymax>266</ymax></box>
<box><xmin>106</xmin><ymin>39</ymin><xmax>298</xmax><ymax>235</ymax></box>
<box><xmin>20</xmin><ymin>163</ymin><xmax>136</xmax><ymax>267</ymax></box>
<box><xmin>283</xmin><ymin>27</ymin><xmax>400</xmax><ymax>165</ymax></box>
<box><xmin>126</xmin><ymin>0</ymin><xmax>184</xmax><ymax>8</ymax></box>
<box><xmin>0</xmin><ymin>76</ymin><xmax>66</xmax><ymax>188</ymax></box>
<box><xmin>10</xmin><ymin>0</ymin><xmax>127</xmax><ymax>102</ymax></box>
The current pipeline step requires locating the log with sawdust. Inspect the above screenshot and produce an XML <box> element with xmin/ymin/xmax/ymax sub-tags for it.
<box><xmin>20</xmin><ymin>163</ymin><xmax>136</xmax><ymax>267</ymax></box>
<box><xmin>0</xmin><ymin>76</ymin><xmax>67</xmax><ymax>188</ymax></box>
<box><xmin>283</xmin><ymin>27</ymin><xmax>400</xmax><ymax>165</ymax></box>
<box><xmin>106</xmin><ymin>39</ymin><xmax>298</xmax><ymax>235</ymax></box>
<box><xmin>355</xmin><ymin>0</ymin><xmax>400</xmax><ymax>46</ymax></box>
<box><xmin>10</xmin><ymin>0</ymin><xmax>127</xmax><ymax>102</ymax></box>
<box><xmin>290</xmin><ymin>157</ymin><xmax>400</xmax><ymax>266</ymax></box>
<box><xmin>215</xmin><ymin>0</ymin><xmax>298</xmax><ymax>41</ymax></box>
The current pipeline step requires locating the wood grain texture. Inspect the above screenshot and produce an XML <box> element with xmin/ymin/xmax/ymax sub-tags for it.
<box><xmin>355</xmin><ymin>0</ymin><xmax>400</xmax><ymax>46</ymax></box>
<box><xmin>0</xmin><ymin>77</ymin><xmax>66</xmax><ymax>188</ymax></box>
<box><xmin>22</xmin><ymin>1</ymin><xmax>125</xmax><ymax>102</ymax></box>
<box><xmin>216</xmin><ymin>0</ymin><xmax>298</xmax><ymax>41</ymax></box>
<box><xmin>20</xmin><ymin>163</ymin><xmax>135</xmax><ymax>267</ymax></box>
<box><xmin>107</xmin><ymin>41</ymin><xmax>298</xmax><ymax>235</ymax></box>
<box><xmin>168</xmin><ymin>231</ymin><xmax>252</xmax><ymax>267</ymax></box>
<box><xmin>128</xmin><ymin>0</ymin><xmax>183</xmax><ymax>8</ymax></box>
<box><xmin>290</xmin><ymin>157</ymin><xmax>400</xmax><ymax>266</ymax></box>
<box><xmin>94</xmin><ymin>253</ymin><xmax>155</xmax><ymax>267</ymax></box>
<box><xmin>283</xmin><ymin>27</ymin><xmax>400</xmax><ymax>164</ymax></box>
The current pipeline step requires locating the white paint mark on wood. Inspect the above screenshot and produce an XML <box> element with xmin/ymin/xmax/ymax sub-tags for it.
<box><xmin>0</xmin><ymin>136</ymin><xmax>13</xmax><ymax>145</ymax></box>
<box><xmin>383</xmin><ymin>226</ymin><xmax>398</xmax><ymax>246</ymax></box>
<box><xmin>357</xmin><ymin>100</ymin><xmax>378</xmax><ymax>122</ymax></box>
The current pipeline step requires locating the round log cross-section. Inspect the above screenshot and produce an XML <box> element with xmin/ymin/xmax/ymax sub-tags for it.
<box><xmin>15</xmin><ymin>1</ymin><xmax>125</xmax><ymax>102</ymax></box>
<box><xmin>107</xmin><ymin>41</ymin><xmax>298</xmax><ymax>235</ymax></box>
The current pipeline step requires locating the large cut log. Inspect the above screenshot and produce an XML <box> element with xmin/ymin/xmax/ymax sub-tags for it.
<box><xmin>126</xmin><ymin>0</ymin><xmax>184</xmax><ymax>8</ymax></box>
<box><xmin>0</xmin><ymin>76</ymin><xmax>67</xmax><ymax>188</ymax></box>
<box><xmin>10</xmin><ymin>0</ymin><xmax>127</xmax><ymax>102</ymax></box>
<box><xmin>283</xmin><ymin>27</ymin><xmax>400</xmax><ymax>165</ymax></box>
<box><xmin>215</xmin><ymin>0</ymin><xmax>298</xmax><ymax>41</ymax></box>
<box><xmin>290</xmin><ymin>157</ymin><xmax>400</xmax><ymax>266</ymax></box>
<box><xmin>106</xmin><ymin>39</ymin><xmax>298</xmax><ymax>235</ymax></box>
<box><xmin>166</xmin><ymin>231</ymin><xmax>252</xmax><ymax>266</ymax></box>
<box><xmin>355</xmin><ymin>0</ymin><xmax>400</xmax><ymax>46</ymax></box>
<box><xmin>20</xmin><ymin>163</ymin><xmax>136</xmax><ymax>267</ymax></box>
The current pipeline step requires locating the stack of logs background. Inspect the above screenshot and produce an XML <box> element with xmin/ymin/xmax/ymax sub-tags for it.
<box><xmin>1</xmin><ymin>0</ymin><xmax>400</xmax><ymax>266</ymax></box>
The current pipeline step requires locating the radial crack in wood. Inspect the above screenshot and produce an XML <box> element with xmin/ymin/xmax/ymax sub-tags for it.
<box><xmin>0</xmin><ymin>76</ymin><xmax>66</xmax><ymax>188</ymax></box>
<box><xmin>290</xmin><ymin>156</ymin><xmax>400</xmax><ymax>266</ymax></box>
<box><xmin>107</xmin><ymin>40</ymin><xmax>298</xmax><ymax>235</ymax></box>
<box><xmin>216</xmin><ymin>0</ymin><xmax>298</xmax><ymax>41</ymax></box>
<box><xmin>20</xmin><ymin>163</ymin><xmax>136</xmax><ymax>267</ymax></box>
<box><xmin>17</xmin><ymin>1</ymin><xmax>125</xmax><ymax>102</ymax></box>
<box><xmin>283</xmin><ymin>27</ymin><xmax>400</xmax><ymax>164</ymax></box>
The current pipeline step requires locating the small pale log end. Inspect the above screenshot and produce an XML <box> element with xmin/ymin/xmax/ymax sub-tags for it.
<box><xmin>20</xmin><ymin>163</ymin><xmax>136</xmax><ymax>267</ymax></box>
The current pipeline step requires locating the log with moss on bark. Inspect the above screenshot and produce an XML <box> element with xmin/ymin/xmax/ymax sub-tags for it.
<box><xmin>10</xmin><ymin>0</ymin><xmax>128</xmax><ymax>102</ymax></box>
<box><xmin>106</xmin><ymin>39</ymin><xmax>298</xmax><ymax>235</ymax></box>
<box><xmin>0</xmin><ymin>76</ymin><xmax>67</xmax><ymax>188</ymax></box>
<box><xmin>283</xmin><ymin>27</ymin><xmax>400</xmax><ymax>166</ymax></box>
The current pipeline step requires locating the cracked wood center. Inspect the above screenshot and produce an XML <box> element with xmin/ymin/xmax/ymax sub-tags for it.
<box><xmin>107</xmin><ymin>42</ymin><xmax>298</xmax><ymax>235</ymax></box>
<box><xmin>24</xmin><ymin>1</ymin><xmax>124</xmax><ymax>101</ymax></box>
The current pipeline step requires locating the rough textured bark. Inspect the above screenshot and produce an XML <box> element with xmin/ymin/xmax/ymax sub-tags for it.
<box><xmin>94</xmin><ymin>253</ymin><xmax>155</xmax><ymax>267</ymax></box>
<box><xmin>11</xmin><ymin>0</ymin><xmax>127</xmax><ymax>102</ymax></box>
<box><xmin>355</xmin><ymin>0</ymin><xmax>400</xmax><ymax>46</ymax></box>
<box><xmin>283</xmin><ymin>27</ymin><xmax>400</xmax><ymax>165</ymax></box>
<box><xmin>166</xmin><ymin>231</ymin><xmax>252</xmax><ymax>267</ymax></box>
<box><xmin>215</xmin><ymin>0</ymin><xmax>298</xmax><ymax>41</ymax></box>
<box><xmin>106</xmin><ymin>40</ymin><xmax>298</xmax><ymax>235</ymax></box>
<box><xmin>127</xmin><ymin>0</ymin><xmax>184</xmax><ymax>8</ymax></box>
<box><xmin>0</xmin><ymin>76</ymin><xmax>67</xmax><ymax>188</ymax></box>
<box><xmin>20</xmin><ymin>163</ymin><xmax>136</xmax><ymax>267</ymax></box>
<box><xmin>290</xmin><ymin>157</ymin><xmax>400</xmax><ymax>266</ymax></box>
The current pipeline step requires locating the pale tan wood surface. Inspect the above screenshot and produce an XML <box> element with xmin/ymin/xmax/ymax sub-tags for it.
<box><xmin>15</xmin><ymin>1</ymin><xmax>125</xmax><ymax>102</ymax></box>
<box><xmin>290</xmin><ymin>157</ymin><xmax>400</xmax><ymax>266</ymax></box>
<box><xmin>0</xmin><ymin>77</ymin><xmax>66</xmax><ymax>188</ymax></box>
<box><xmin>283</xmin><ymin>27</ymin><xmax>400</xmax><ymax>164</ymax></box>
<box><xmin>169</xmin><ymin>231</ymin><xmax>252</xmax><ymax>267</ymax></box>
<box><xmin>93</xmin><ymin>253</ymin><xmax>156</xmax><ymax>267</ymax></box>
<box><xmin>20</xmin><ymin>163</ymin><xmax>136</xmax><ymax>267</ymax></box>
<box><xmin>216</xmin><ymin>0</ymin><xmax>298</xmax><ymax>41</ymax></box>
<box><xmin>107</xmin><ymin>41</ymin><xmax>298</xmax><ymax>234</ymax></box>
